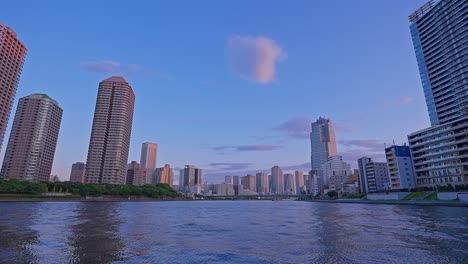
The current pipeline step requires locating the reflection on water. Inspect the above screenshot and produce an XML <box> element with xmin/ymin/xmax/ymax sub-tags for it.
<box><xmin>0</xmin><ymin>201</ymin><xmax>467</xmax><ymax>263</ymax></box>
<box><xmin>0</xmin><ymin>203</ymin><xmax>40</xmax><ymax>263</ymax></box>
<box><xmin>68</xmin><ymin>203</ymin><xmax>127</xmax><ymax>263</ymax></box>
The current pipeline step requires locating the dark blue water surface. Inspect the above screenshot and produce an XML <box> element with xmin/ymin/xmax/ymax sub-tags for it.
<box><xmin>0</xmin><ymin>201</ymin><xmax>467</xmax><ymax>263</ymax></box>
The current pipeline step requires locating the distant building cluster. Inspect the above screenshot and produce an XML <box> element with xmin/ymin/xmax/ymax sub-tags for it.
<box><xmin>0</xmin><ymin>0</ymin><xmax>465</xmax><ymax>193</ymax></box>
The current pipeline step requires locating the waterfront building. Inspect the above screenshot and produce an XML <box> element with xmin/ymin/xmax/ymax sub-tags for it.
<box><xmin>0</xmin><ymin>23</ymin><xmax>27</xmax><ymax>151</ymax></box>
<box><xmin>321</xmin><ymin>155</ymin><xmax>352</xmax><ymax>192</ymax></box>
<box><xmin>271</xmin><ymin>166</ymin><xmax>284</xmax><ymax>194</ymax></box>
<box><xmin>225</xmin><ymin>176</ymin><xmax>232</xmax><ymax>184</ymax></box>
<box><xmin>153</xmin><ymin>164</ymin><xmax>174</xmax><ymax>186</ymax></box>
<box><xmin>140</xmin><ymin>142</ymin><xmax>158</xmax><ymax>182</ymax></box>
<box><xmin>343</xmin><ymin>169</ymin><xmax>360</xmax><ymax>194</ymax></box>
<box><xmin>0</xmin><ymin>94</ymin><xmax>62</xmax><ymax>182</ymax></box>
<box><xmin>358</xmin><ymin>157</ymin><xmax>390</xmax><ymax>193</ymax></box>
<box><xmin>310</xmin><ymin>170</ymin><xmax>322</xmax><ymax>196</ymax></box>
<box><xmin>242</xmin><ymin>175</ymin><xmax>256</xmax><ymax>192</ymax></box>
<box><xmin>85</xmin><ymin>76</ymin><xmax>135</xmax><ymax>184</ymax></box>
<box><xmin>284</xmin><ymin>173</ymin><xmax>296</xmax><ymax>195</ymax></box>
<box><xmin>182</xmin><ymin>165</ymin><xmax>203</xmax><ymax>190</ymax></box>
<box><xmin>357</xmin><ymin>157</ymin><xmax>372</xmax><ymax>193</ymax></box>
<box><xmin>407</xmin><ymin>0</ymin><xmax>468</xmax><ymax>188</ymax></box>
<box><xmin>256</xmin><ymin>172</ymin><xmax>269</xmax><ymax>194</ymax></box>
<box><xmin>310</xmin><ymin>117</ymin><xmax>337</xmax><ymax>170</ymax></box>
<box><xmin>295</xmin><ymin>170</ymin><xmax>305</xmax><ymax>194</ymax></box>
<box><xmin>211</xmin><ymin>183</ymin><xmax>235</xmax><ymax>196</ymax></box>
<box><xmin>70</xmin><ymin>162</ymin><xmax>86</xmax><ymax>183</ymax></box>
<box><xmin>385</xmin><ymin>145</ymin><xmax>417</xmax><ymax>190</ymax></box>
<box><xmin>233</xmin><ymin>175</ymin><xmax>241</xmax><ymax>185</ymax></box>
<box><xmin>363</xmin><ymin>159</ymin><xmax>390</xmax><ymax>193</ymax></box>
<box><xmin>126</xmin><ymin>161</ymin><xmax>147</xmax><ymax>186</ymax></box>
<box><xmin>179</xmin><ymin>169</ymin><xmax>184</xmax><ymax>191</ymax></box>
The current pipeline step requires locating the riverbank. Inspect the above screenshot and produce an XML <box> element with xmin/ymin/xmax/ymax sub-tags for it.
<box><xmin>307</xmin><ymin>199</ymin><xmax>468</xmax><ymax>207</ymax></box>
<box><xmin>0</xmin><ymin>194</ymin><xmax>189</xmax><ymax>202</ymax></box>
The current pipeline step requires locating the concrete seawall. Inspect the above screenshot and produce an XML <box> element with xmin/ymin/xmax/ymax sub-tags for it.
<box><xmin>307</xmin><ymin>199</ymin><xmax>468</xmax><ymax>207</ymax></box>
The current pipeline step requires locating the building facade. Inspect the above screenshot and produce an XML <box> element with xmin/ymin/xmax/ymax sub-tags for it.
<box><xmin>358</xmin><ymin>157</ymin><xmax>390</xmax><ymax>193</ymax></box>
<box><xmin>233</xmin><ymin>176</ymin><xmax>241</xmax><ymax>185</ymax></box>
<box><xmin>0</xmin><ymin>23</ymin><xmax>27</xmax><ymax>151</ymax></box>
<box><xmin>385</xmin><ymin>145</ymin><xmax>417</xmax><ymax>190</ymax></box>
<box><xmin>366</xmin><ymin>161</ymin><xmax>390</xmax><ymax>193</ymax></box>
<box><xmin>256</xmin><ymin>172</ymin><xmax>269</xmax><ymax>194</ymax></box>
<box><xmin>295</xmin><ymin>170</ymin><xmax>305</xmax><ymax>194</ymax></box>
<box><xmin>182</xmin><ymin>165</ymin><xmax>203</xmax><ymax>191</ymax></box>
<box><xmin>153</xmin><ymin>164</ymin><xmax>174</xmax><ymax>186</ymax></box>
<box><xmin>242</xmin><ymin>175</ymin><xmax>256</xmax><ymax>192</ymax></box>
<box><xmin>70</xmin><ymin>162</ymin><xmax>86</xmax><ymax>183</ymax></box>
<box><xmin>85</xmin><ymin>76</ymin><xmax>135</xmax><ymax>184</ymax></box>
<box><xmin>0</xmin><ymin>94</ymin><xmax>62</xmax><ymax>182</ymax></box>
<box><xmin>357</xmin><ymin>157</ymin><xmax>372</xmax><ymax>193</ymax></box>
<box><xmin>310</xmin><ymin>117</ymin><xmax>337</xmax><ymax>170</ymax></box>
<box><xmin>407</xmin><ymin>0</ymin><xmax>468</xmax><ymax>188</ymax></box>
<box><xmin>284</xmin><ymin>173</ymin><xmax>296</xmax><ymax>195</ymax></box>
<box><xmin>126</xmin><ymin>161</ymin><xmax>147</xmax><ymax>186</ymax></box>
<box><xmin>271</xmin><ymin>166</ymin><xmax>284</xmax><ymax>194</ymax></box>
<box><xmin>321</xmin><ymin>155</ymin><xmax>352</xmax><ymax>192</ymax></box>
<box><xmin>140</xmin><ymin>142</ymin><xmax>157</xmax><ymax>180</ymax></box>
<box><xmin>225</xmin><ymin>176</ymin><xmax>232</xmax><ymax>184</ymax></box>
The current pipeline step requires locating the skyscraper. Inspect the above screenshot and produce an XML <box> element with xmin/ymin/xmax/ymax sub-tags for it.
<box><xmin>126</xmin><ymin>161</ymin><xmax>147</xmax><ymax>186</ymax></box>
<box><xmin>225</xmin><ymin>176</ymin><xmax>232</xmax><ymax>184</ymax></box>
<box><xmin>233</xmin><ymin>176</ymin><xmax>241</xmax><ymax>185</ymax></box>
<box><xmin>294</xmin><ymin>170</ymin><xmax>305</xmax><ymax>194</ymax></box>
<box><xmin>0</xmin><ymin>23</ymin><xmax>27</xmax><ymax>151</ymax></box>
<box><xmin>256</xmin><ymin>172</ymin><xmax>268</xmax><ymax>194</ymax></box>
<box><xmin>407</xmin><ymin>0</ymin><xmax>468</xmax><ymax>188</ymax></box>
<box><xmin>179</xmin><ymin>169</ymin><xmax>184</xmax><ymax>191</ymax></box>
<box><xmin>182</xmin><ymin>165</ymin><xmax>203</xmax><ymax>190</ymax></box>
<box><xmin>153</xmin><ymin>164</ymin><xmax>174</xmax><ymax>186</ymax></box>
<box><xmin>0</xmin><ymin>94</ymin><xmax>62</xmax><ymax>182</ymax></box>
<box><xmin>85</xmin><ymin>76</ymin><xmax>135</xmax><ymax>185</ymax></box>
<box><xmin>271</xmin><ymin>165</ymin><xmax>284</xmax><ymax>194</ymax></box>
<box><xmin>310</xmin><ymin>117</ymin><xmax>337</xmax><ymax>170</ymax></box>
<box><xmin>140</xmin><ymin>142</ymin><xmax>157</xmax><ymax>172</ymax></box>
<box><xmin>284</xmin><ymin>173</ymin><xmax>296</xmax><ymax>195</ymax></box>
<box><xmin>242</xmin><ymin>175</ymin><xmax>256</xmax><ymax>192</ymax></box>
<box><xmin>70</xmin><ymin>162</ymin><xmax>86</xmax><ymax>183</ymax></box>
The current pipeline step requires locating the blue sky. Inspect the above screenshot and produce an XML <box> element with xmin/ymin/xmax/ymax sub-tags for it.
<box><xmin>1</xmin><ymin>0</ymin><xmax>430</xmax><ymax>182</ymax></box>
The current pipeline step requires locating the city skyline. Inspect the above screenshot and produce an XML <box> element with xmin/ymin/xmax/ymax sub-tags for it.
<box><xmin>1</xmin><ymin>0</ymin><xmax>432</xmax><ymax>182</ymax></box>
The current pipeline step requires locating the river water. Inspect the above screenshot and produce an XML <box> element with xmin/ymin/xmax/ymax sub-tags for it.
<box><xmin>0</xmin><ymin>201</ymin><xmax>467</xmax><ymax>263</ymax></box>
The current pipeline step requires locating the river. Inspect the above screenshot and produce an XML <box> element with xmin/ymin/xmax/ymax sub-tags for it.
<box><xmin>0</xmin><ymin>201</ymin><xmax>467</xmax><ymax>263</ymax></box>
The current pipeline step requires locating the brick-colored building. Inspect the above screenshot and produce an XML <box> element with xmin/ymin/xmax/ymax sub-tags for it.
<box><xmin>70</xmin><ymin>162</ymin><xmax>86</xmax><ymax>183</ymax></box>
<box><xmin>85</xmin><ymin>76</ymin><xmax>135</xmax><ymax>184</ymax></box>
<box><xmin>0</xmin><ymin>94</ymin><xmax>62</xmax><ymax>182</ymax></box>
<box><xmin>0</xmin><ymin>22</ymin><xmax>27</xmax><ymax>151</ymax></box>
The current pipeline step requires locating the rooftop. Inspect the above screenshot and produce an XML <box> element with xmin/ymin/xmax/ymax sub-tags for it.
<box><xmin>408</xmin><ymin>0</ymin><xmax>441</xmax><ymax>23</ymax></box>
<box><xmin>103</xmin><ymin>76</ymin><xmax>128</xmax><ymax>83</ymax></box>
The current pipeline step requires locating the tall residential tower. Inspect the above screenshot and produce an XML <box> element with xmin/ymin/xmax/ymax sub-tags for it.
<box><xmin>85</xmin><ymin>76</ymin><xmax>135</xmax><ymax>184</ymax></box>
<box><xmin>0</xmin><ymin>94</ymin><xmax>62</xmax><ymax>182</ymax></box>
<box><xmin>407</xmin><ymin>0</ymin><xmax>468</xmax><ymax>188</ymax></box>
<box><xmin>140</xmin><ymin>142</ymin><xmax>158</xmax><ymax>171</ymax></box>
<box><xmin>310</xmin><ymin>117</ymin><xmax>337</xmax><ymax>170</ymax></box>
<box><xmin>0</xmin><ymin>23</ymin><xmax>27</xmax><ymax>151</ymax></box>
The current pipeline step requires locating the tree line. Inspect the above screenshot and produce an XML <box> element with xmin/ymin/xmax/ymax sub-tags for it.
<box><xmin>0</xmin><ymin>179</ymin><xmax>181</xmax><ymax>198</ymax></box>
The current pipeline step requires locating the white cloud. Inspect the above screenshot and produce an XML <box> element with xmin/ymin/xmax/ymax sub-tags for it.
<box><xmin>227</xmin><ymin>35</ymin><xmax>286</xmax><ymax>84</ymax></box>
